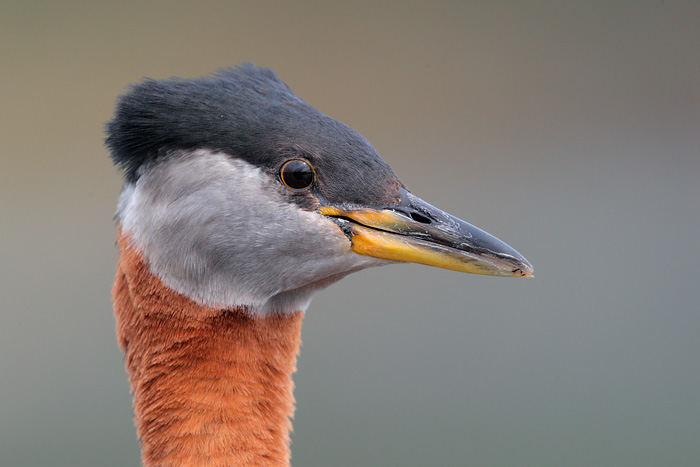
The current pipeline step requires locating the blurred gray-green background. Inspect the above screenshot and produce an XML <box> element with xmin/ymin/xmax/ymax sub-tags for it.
<box><xmin>2</xmin><ymin>1</ymin><xmax>699</xmax><ymax>466</ymax></box>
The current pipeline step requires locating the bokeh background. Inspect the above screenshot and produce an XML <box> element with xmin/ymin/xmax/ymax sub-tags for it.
<box><xmin>2</xmin><ymin>1</ymin><xmax>699</xmax><ymax>466</ymax></box>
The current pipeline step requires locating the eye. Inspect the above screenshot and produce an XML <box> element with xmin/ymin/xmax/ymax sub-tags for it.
<box><xmin>279</xmin><ymin>159</ymin><xmax>315</xmax><ymax>190</ymax></box>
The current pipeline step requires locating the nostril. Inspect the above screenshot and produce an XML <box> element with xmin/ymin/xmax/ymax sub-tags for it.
<box><xmin>409</xmin><ymin>212</ymin><xmax>432</xmax><ymax>224</ymax></box>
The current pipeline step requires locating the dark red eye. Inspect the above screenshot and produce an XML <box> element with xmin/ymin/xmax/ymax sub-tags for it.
<box><xmin>280</xmin><ymin>159</ymin><xmax>315</xmax><ymax>190</ymax></box>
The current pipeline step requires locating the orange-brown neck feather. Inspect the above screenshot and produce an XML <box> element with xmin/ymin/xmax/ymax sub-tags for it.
<box><xmin>113</xmin><ymin>233</ymin><xmax>303</xmax><ymax>467</ymax></box>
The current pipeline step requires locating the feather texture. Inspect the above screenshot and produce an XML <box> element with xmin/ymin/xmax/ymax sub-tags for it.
<box><xmin>114</xmin><ymin>232</ymin><xmax>302</xmax><ymax>467</ymax></box>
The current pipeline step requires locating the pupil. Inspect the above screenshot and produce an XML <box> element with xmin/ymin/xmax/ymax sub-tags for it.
<box><xmin>283</xmin><ymin>160</ymin><xmax>313</xmax><ymax>189</ymax></box>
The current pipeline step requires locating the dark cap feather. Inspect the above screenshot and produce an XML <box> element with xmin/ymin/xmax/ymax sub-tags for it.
<box><xmin>106</xmin><ymin>64</ymin><xmax>402</xmax><ymax>205</ymax></box>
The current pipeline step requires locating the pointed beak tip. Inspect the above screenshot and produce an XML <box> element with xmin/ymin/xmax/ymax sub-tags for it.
<box><xmin>508</xmin><ymin>256</ymin><xmax>534</xmax><ymax>278</ymax></box>
<box><xmin>515</xmin><ymin>264</ymin><xmax>534</xmax><ymax>278</ymax></box>
<box><xmin>481</xmin><ymin>254</ymin><xmax>533</xmax><ymax>278</ymax></box>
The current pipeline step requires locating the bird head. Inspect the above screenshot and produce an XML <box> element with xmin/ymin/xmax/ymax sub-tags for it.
<box><xmin>107</xmin><ymin>65</ymin><xmax>532</xmax><ymax>314</ymax></box>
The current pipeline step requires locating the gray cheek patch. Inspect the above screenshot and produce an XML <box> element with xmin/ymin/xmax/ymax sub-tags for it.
<box><xmin>117</xmin><ymin>150</ymin><xmax>388</xmax><ymax>315</ymax></box>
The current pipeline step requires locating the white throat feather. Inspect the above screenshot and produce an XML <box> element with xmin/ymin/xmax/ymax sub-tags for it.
<box><xmin>117</xmin><ymin>150</ymin><xmax>387</xmax><ymax>315</ymax></box>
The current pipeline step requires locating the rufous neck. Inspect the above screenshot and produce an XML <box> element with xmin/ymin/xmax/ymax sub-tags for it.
<box><xmin>113</xmin><ymin>233</ymin><xmax>303</xmax><ymax>467</ymax></box>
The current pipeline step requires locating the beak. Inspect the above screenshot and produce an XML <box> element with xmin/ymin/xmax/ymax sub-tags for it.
<box><xmin>319</xmin><ymin>188</ymin><xmax>533</xmax><ymax>277</ymax></box>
